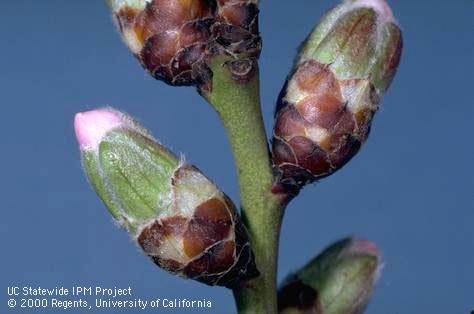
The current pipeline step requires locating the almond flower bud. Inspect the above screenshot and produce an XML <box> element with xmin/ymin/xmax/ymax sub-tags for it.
<box><xmin>107</xmin><ymin>0</ymin><xmax>214</xmax><ymax>86</ymax></box>
<box><xmin>272</xmin><ymin>0</ymin><xmax>403</xmax><ymax>188</ymax></box>
<box><xmin>106</xmin><ymin>0</ymin><xmax>261</xmax><ymax>87</ymax></box>
<box><xmin>278</xmin><ymin>238</ymin><xmax>382</xmax><ymax>314</ymax></box>
<box><xmin>74</xmin><ymin>107</ymin><xmax>258</xmax><ymax>287</ymax></box>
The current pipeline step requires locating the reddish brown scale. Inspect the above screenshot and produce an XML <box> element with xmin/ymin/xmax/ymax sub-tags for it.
<box><xmin>278</xmin><ymin>279</ymin><xmax>323</xmax><ymax>313</ymax></box>
<box><xmin>140</xmin><ymin>21</ymin><xmax>212</xmax><ymax>85</ymax></box>
<box><xmin>272</xmin><ymin>137</ymin><xmax>297</xmax><ymax>166</ymax></box>
<box><xmin>217</xmin><ymin>0</ymin><xmax>259</xmax><ymax>32</ymax></box>
<box><xmin>287</xmin><ymin>136</ymin><xmax>331</xmax><ymax>176</ymax></box>
<box><xmin>132</xmin><ymin>0</ymin><xmax>214</xmax><ymax>41</ymax></box>
<box><xmin>298</xmin><ymin>95</ymin><xmax>344</xmax><ymax>129</ymax></box>
<box><xmin>211</xmin><ymin>0</ymin><xmax>261</xmax><ymax>58</ymax></box>
<box><xmin>137</xmin><ymin>196</ymin><xmax>257</xmax><ymax>287</ymax></box>
<box><xmin>113</xmin><ymin>0</ymin><xmax>263</xmax><ymax>87</ymax></box>
<box><xmin>151</xmin><ymin>257</ymin><xmax>183</xmax><ymax>273</ymax></box>
<box><xmin>183</xmin><ymin>198</ymin><xmax>232</xmax><ymax>257</ymax></box>
<box><xmin>273</xmin><ymin>105</ymin><xmax>306</xmax><ymax>139</ymax></box>
<box><xmin>295</xmin><ymin>61</ymin><xmax>341</xmax><ymax>97</ymax></box>
<box><xmin>114</xmin><ymin>0</ymin><xmax>215</xmax><ymax>86</ymax></box>
<box><xmin>272</xmin><ymin>140</ymin><xmax>323</xmax><ymax>189</ymax></box>
<box><xmin>208</xmin><ymin>240</ymin><xmax>236</xmax><ymax>272</ymax></box>
<box><xmin>185</xmin><ymin>241</ymin><xmax>236</xmax><ymax>277</ymax></box>
<box><xmin>219</xmin><ymin>3</ymin><xmax>250</xmax><ymax>27</ymax></box>
<box><xmin>272</xmin><ymin>60</ymin><xmax>375</xmax><ymax>187</ymax></box>
<box><xmin>339</xmin><ymin>79</ymin><xmax>380</xmax><ymax>142</ymax></box>
<box><xmin>193</xmin><ymin>210</ymin><xmax>258</xmax><ymax>286</ymax></box>
<box><xmin>141</xmin><ymin>32</ymin><xmax>179</xmax><ymax>66</ymax></box>
<box><xmin>138</xmin><ymin>216</ymin><xmax>188</xmax><ymax>256</ymax></box>
<box><xmin>115</xmin><ymin>7</ymin><xmax>140</xmax><ymax>32</ymax></box>
<box><xmin>329</xmin><ymin>135</ymin><xmax>361</xmax><ymax>169</ymax></box>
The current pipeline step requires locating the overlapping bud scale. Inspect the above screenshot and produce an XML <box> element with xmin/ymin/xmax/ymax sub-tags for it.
<box><xmin>272</xmin><ymin>0</ymin><xmax>402</xmax><ymax>189</ymax></box>
<box><xmin>107</xmin><ymin>0</ymin><xmax>261</xmax><ymax>87</ymax></box>
<box><xmin>75</xmin><ymin>108</ymin><xmax>258</xmax><ymax>287</ymax></box>
<box><xmin>213</xmin><ymin>0</ymin><xmax>260</xmax><ymax>57</ymax></box>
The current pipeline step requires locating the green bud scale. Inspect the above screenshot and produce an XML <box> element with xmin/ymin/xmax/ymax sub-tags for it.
<box><xmin>278</xmin><ymin>238</ymin><xmax>382</xmax><ymax>314</ymax></box>
<box><xmin>272</xmin><ymin>0</ymin><xmax>403</xmax><ymax>189</ymax></box>
<box><xmin>75</xmin><ymin>108</ymin><xmax>258</xmax><ymax>287</ymax></box>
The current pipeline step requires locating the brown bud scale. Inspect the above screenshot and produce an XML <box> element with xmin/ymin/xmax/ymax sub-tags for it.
<box><xmin>113</xmin><ymin>0</ymin><xmax>261</xmax><ymax>87</ymax></box>
<box><xmin>137</xmin><ymin>165</ymin><xmax>258</xmax><ymax>287</ymax></box>
<box><xmin>278</xmin><ymin>279</ymin><xmax>323</xmax><ymax>314</ymax></box>
<box><xmin>211</xmin><ymin>0</ymin><xmax>261</xmax><ymax>58</ymax></box>
<box><xmin>273</xmin><ymin>60</ymin><xmax>378</xmax><ymax>187</ymax></box>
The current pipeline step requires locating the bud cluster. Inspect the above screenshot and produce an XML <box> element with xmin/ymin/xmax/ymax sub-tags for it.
<box><xmin>107</xmin><ymin>0</ymin><xmax>261</xmax><ymax>87</ymax></box>
<box><xmin>272</xmin><ymin>0</ymin><xmax>402</xmax><ymax>189</ymax></box>
<box><xmin>75</xmin><ymin>108</ymin><xmax>258</xmax><ymax>287</ymax></box>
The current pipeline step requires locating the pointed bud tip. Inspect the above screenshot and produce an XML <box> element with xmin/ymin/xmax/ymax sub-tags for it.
<box><xmin>351</xmin><ymin>0</ymin><xmax>397</xmax><ymax>24</ymax></box>
<box><xmin>74</xmin><ymin>108</ymin><xmax>126</xmax><ymax>151</ymax></box>
<box><xmin>349</xmin><ymin>238</ymin><xmax>381</xmax><ymax>258</ymax></box>
<box><xmin>348</xmin><ymin>238</ymin><xmax>384</xmax><ymax>282</ymax></box>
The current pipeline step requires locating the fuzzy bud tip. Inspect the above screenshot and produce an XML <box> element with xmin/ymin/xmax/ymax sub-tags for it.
<box><xmin>74</xmin><ymin>108</ymin><xmax>126</xmax><ymax>151</ymax></box>
<box><xmin>349</xmin><ymin>238</ymin><xmax>381</xmax><ymax>257</ymax></box>
<box><xmin>351</xmin><ymin>0</ymin><xmax>396</xmax><ymax>23</ymax></box>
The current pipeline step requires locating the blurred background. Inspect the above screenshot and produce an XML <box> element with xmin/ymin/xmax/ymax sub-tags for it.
<box><xmin>1</xmin><ymin>1</ymin><xmax>473</xmax><ymax>313</ymax></box>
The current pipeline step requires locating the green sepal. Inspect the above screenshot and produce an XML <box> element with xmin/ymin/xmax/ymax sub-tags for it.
<box><xmin>300</xmin><ymin>1</ymin><xmax>402</xmax><ymax>94</ymax></box>
<box><xmin>97</xmin><ymin>128</ymin><xmax>179</xmax><ymax>230</ymax></box>
<box><xmin>82</xmin><ymin>150</ymin><xmax>127</xmax><ymax>225</ymax></box>
<box><xmin>298</xmin><ymin>238</ymin><xmax>380</xmax><ymax>314</ymax></box>
<box><xmin>370</xmin><ymin>22</ymin><xmax>403</xmax><ymax>93</ymax></box>
<box><xmin>81</xmin><ymin>125</ymin><xmax>180</xmax><ymax>234</ymax></box>
<box><xmin>304</xmin><ymin>8</ymin><xmax>377</xmax><ymax>78</ymax></box>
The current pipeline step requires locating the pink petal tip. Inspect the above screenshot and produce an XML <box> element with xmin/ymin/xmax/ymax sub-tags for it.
<box><xmin>349</xmin><ymin>238</ymin><xmax>381</xmax><ymax>258</ymax></box>
<box><xmin>74</xmin><ymin>108</ymin><xmax>125</xmax><ymax>151</ymax></box>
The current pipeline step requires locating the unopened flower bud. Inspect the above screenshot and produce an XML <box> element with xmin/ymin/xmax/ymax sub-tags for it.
<box><xmin>74</xmin><ymin>107</ymin><xmax>258</xmax><ymax>287</ymax></box>
<box><xmin>272</xmin><ymin>0</ymin><xmax>403</xmax><ymax>188</ymax></box>
<box><xmin>278</xmin><ymin>238</ymin><xmax>382</xmax><ymax>314</ymax></box>
<box><xmin>107</xmin><ymin>0</ymin><xmax>215</xmax><ymax>86</ymax></box>
<box><xmin>106</xmin><ymin>0</ymin><xmax>261</xmax><ymax>88</ymax></box>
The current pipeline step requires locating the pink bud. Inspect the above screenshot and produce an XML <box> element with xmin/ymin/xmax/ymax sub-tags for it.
<box><xmin>74</xmin><ymin>108</ymin><xmax>127</xmax><ymax>151</ymax></box>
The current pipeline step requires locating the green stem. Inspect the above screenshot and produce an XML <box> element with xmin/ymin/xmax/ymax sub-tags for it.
<box><xmin>203</xmin><ymin>55</ymin><xmax>284</xmax><ymax>313</ymax></box>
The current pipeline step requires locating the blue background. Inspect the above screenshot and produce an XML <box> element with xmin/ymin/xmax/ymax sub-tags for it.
<box><xmin>2</xmin><ymin>1</ymin><xmax>473</xmax><ymax>313</ymax></box>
